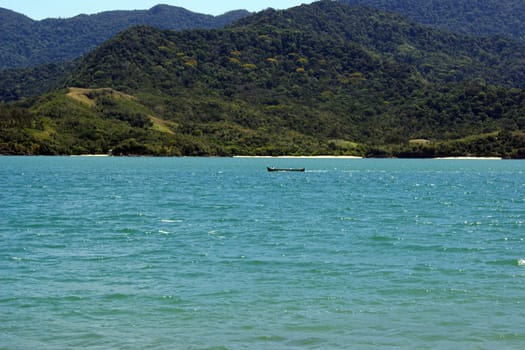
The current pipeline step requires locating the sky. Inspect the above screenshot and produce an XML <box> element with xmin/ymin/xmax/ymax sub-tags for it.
<box><xmin>0</xmin><ymin>0</ymin><xmax>316</xmax><ymax>19</ymax></box>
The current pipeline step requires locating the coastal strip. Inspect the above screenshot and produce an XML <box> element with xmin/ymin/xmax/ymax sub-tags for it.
<box><xmin>233</xmin><ymin>155</ymin><xmax>363</xmax><ymax>159</ymax></box>
<box><xmin>434</xmin><ymin>157</ymin><xmax>502</xmax><ymax>160</ymax></box>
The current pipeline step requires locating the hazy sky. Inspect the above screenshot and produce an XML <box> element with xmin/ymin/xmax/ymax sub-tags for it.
<box><xmin>0</xmin><ymin>0</ymin><xmax>315</xmax><ymax>19</ymax></box>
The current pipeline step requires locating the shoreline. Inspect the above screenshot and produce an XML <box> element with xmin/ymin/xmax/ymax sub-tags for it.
<box><xmin>433</xmin><ymin>156</ymin><xmax>502</xmax><ymax>160</ymax></box>
<box><xmin>234</xmin><ymin>155</ymin><xmax>504</xmax><ymax>160</ymax></box>
<box><xmin>72</xmin><ymin>154</ymin><xmax>110</xmax><ymax>157</ymax></box>
<box><xmin>2</xmin><ymin>155</ymin><xmax>507</xmax><ymax>160</ymax></box>
<box><xmin>233</xmin><ymin>155</ymin><xmax>363</xmax><ymax>159</ymax></box>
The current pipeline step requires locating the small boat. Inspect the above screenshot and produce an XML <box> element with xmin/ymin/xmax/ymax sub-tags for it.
<box><xmin>267</xmin><ymin>167</ymin><xmax>305</xmax><ymax>172</ymax></box>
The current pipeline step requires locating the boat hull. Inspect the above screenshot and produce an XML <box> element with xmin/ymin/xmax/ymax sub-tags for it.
<box><xmin>267</xmin><ymin>167</ymin><xmax>305</xmax><ymax>172</ymax></box>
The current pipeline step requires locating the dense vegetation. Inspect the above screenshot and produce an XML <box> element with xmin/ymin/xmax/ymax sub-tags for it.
<box><xmin>0</xmin><ymin>62</ymin><xmax>74</xmax><ymax>101</ymax></box>
<box><xmin>0</xmin><ymin>5</ymin><xmax>249</xmax><ymax>69</ymax></box>
<box><xmin>341</xmin><ymin>0</ymin><xmax>525</xmax><ymax>42</ymax></box>
<box><xmin>2</xmin><ymin>0</ymin><xmax>525</xmax><ymax>69</ymax></box>
<box><xmin>1</xmin><ymin>1</ymin><xmax>525</xmax><ymax>158</ymax></box>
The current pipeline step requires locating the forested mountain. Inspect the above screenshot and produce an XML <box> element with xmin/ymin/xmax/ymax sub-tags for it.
<box><xmin>2</xmin><ymin>0</ymin><xmax>524</xmax><ymax>70</ymax></box>
<box><xmin>0</xmin><ymin>5</ymin><xmax>249</xmax><ymax>69</ymax></box>
<box><xmin>1</xmin><ymin>1</ymin><xmax>525</xmax><ymax>158</ymax></box>
<box><xmin>340</xmin><ymin>0</ymin><xmax>525</xmax><ymax>42</ymax></box>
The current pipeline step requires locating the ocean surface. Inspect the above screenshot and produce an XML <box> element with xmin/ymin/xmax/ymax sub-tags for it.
<box><xmin>1</xmin><ymin>156</ymin><xmax>524</xmax><ymax>349</ymax></box>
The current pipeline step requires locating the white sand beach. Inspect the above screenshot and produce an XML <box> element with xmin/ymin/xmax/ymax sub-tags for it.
<box><xmin>73</xmin><ymin>154</ymin><xmax>110</xmax><ymax>157</ymax></box>
<box><xmin>233</xmin><ymin>155</ymin><xmax>363</xmax><ymax>159</ymax></box>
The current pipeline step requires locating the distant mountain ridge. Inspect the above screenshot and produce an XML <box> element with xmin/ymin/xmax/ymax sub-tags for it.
<box><xmin>2</xmin><ymin>0</ymin><xmax>525</xmax><ymax>70</ymax></box>
<box><xmin>0</xmin><ymin>5</ymin><xmax>250</xmax><ymax>69</ymax></box>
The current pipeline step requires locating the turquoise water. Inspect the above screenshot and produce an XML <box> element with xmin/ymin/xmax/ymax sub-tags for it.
<box><xmin>1</xmin><ymin>157</ymin><xmax>525</xmax><ymax>349</ymax></box>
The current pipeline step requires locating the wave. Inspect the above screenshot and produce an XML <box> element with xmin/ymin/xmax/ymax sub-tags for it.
<box><xmin>488</xmin><ymin>259</ymin><xmax>525</xmax><ymax>266</ymax></box>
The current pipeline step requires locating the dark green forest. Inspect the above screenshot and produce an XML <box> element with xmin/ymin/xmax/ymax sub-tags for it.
<box><xmin>0</xmin><ymin>5</ymin><xmax>249</xmax><ymax>69</ymax></box>
<box><xmin>1</xmin><ymin>1</ymin><xmax>525</xmax><ymax>158</ymax></box>
<box><xmin>341</xmin><ymin>0</ymin><xmax>525</xmax><ymax>42</ymax></box>
<box><xmin>3</xmin><ymin>0</ymin><xmax>525</xmax><ymax>70</ymax></box>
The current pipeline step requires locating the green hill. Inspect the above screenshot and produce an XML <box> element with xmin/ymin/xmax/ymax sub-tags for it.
<box><xmin>1</xmin><ymin>1</ymin><xmax>525</xmax><ymax>158</ymax></box>
<box><xmin>0</xmin><ymin>5</ymin><xmax>249</xmax><ymax>69</ymax></box>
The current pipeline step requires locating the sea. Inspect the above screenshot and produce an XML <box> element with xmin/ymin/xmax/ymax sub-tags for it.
<box><xmin>1</xmin><ymin>156</ymin><xmax>524</xmax><ymax>349</ymax></box>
